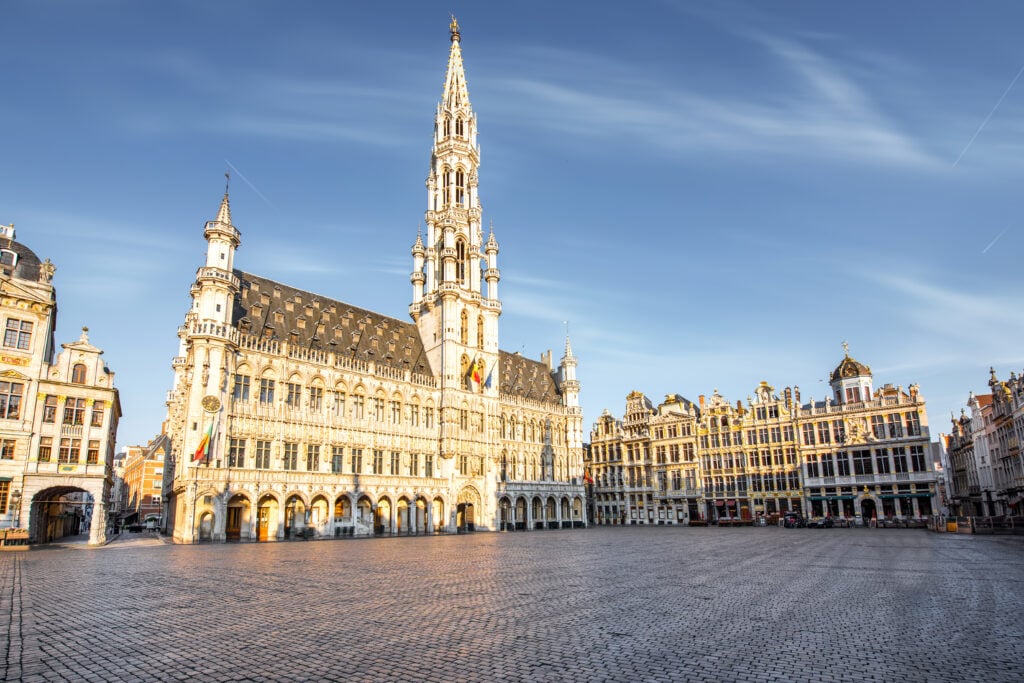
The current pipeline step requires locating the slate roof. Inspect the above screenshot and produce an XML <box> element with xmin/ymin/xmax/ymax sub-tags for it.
<box><xmin>230</xmin><ymin>271</ymin><xmax>562</xmax><ymax>403</ymax></box>
<box><xmin>232</xmin><ymin>271</ymin><xmax>433</xmax><ymax>376</ymax></box>
<box><xmin>499</xmin><ymin>350</ymin><xmax>561</xmax><ymax>404</ymax></box>
<box><xmin>4</xmin><ymin>240</ymin><xmax>43</xmax><ymax>281</ymax></box>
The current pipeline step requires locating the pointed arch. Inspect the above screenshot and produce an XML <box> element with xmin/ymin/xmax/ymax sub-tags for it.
<box><xmin>476</xmin><ymin>315</ymin><xmax>484</xmax><ymax>350</ymax></box>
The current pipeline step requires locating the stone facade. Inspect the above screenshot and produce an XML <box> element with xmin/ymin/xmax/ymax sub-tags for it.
<box><xmin>162</xmin><ymin>20</ymin><xmax>585</xmax><ymax>543</ymax></box>
<box><xmin>587</xmin><ymin>350</ymin><xmax>937</xmax><ymax>525</ymax></box>
<box><xmin>0</xmin><ymin>223</ymin><xmax>121</xmax><ymax>545</ymax></box>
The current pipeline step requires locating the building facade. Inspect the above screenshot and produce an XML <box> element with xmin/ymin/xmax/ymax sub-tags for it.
<box><xmin>162</xmin><ymin>19</ymin><xmax>585</xmax><ymax>543</ymax></box>
<box><xmin>0</xmin><ymin>223</ymin><xmax>121</xmax><ymax>545</ymax></box>
<box><xmin>588</xmin><ymin>350</ymin><xmax>937</xmax><ymax>525</ymax></box>
<box><xmin>119</xmin><ymin>434</ymin><xmax>168</xmax><ymax>528</ymax></box>
<box><xmin>946</xmin><ymin>369</ymin><xmax>1024</xmax><ymax>516</ymax></box>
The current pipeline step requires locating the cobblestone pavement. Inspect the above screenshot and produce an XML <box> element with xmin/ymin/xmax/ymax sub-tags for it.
<box><xmin>2</xmin><ymin>527</ymin><xmax>1022</xmax><ymax>682</ymax></box>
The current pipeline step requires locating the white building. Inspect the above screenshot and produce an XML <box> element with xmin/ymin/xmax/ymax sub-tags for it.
<box><xmin>162</xmin><ymin>19</ymin><xmax>586</xmax><ymax>543</ymax></box>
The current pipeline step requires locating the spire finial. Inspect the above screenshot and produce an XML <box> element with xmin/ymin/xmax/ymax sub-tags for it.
<box><xmin>841</xmin><ymin>340</ymin><xmax>849</xmax><ymax>356</ymax></box>
<box><xmin>224</xmin><ymin>171</ymin><xmax>230</xmax><ymax>196</ymax></box>
<box><xmin>449</xmin><ymin>15</ymin><xmax>460</xmax><ymax>42</ymax></box>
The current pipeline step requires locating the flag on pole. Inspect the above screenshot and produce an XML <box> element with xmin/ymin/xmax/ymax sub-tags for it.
<box><xmin>484</xmin><ymin>366</ymin><xmax>493</xmax><ymax>389</ymax></box>
<box><xmin>472</xmin><ymin>358</ymin><xmax>482</xmax><ymax>384</ymax></box>
<box><xmin>193</xmin><ymin>420</ymin><xmax>213</xmax><ymax>462</ymax></box>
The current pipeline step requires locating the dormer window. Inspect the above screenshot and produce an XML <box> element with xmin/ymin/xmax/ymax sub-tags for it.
<box><xmin>71</xmin><ymin>363</ymin><xmax>87</xmax><ymax>384</ymax></box>
<box><xmin>0</xmin><ymin>250</ymin><xmax>16</xmax><ymax>276</ymax></box>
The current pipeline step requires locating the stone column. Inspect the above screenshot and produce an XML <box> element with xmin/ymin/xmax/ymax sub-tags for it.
<box><xmin>89</xmin><ymin>499</ymin><xmax>107</xmax><ymax>546</ymax></box>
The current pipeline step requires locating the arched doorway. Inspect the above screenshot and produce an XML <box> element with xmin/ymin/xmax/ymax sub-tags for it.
<box><xmin>573</xmin><ymin>497</ymin><xmax>584</xmax><ymax>527</ymax></box>
<box><xmin>432</xmin><ymin>497</ymin><xmax>445</xmax><ymax>533</ymax></box>
<box><xmin>532</xmin><ymin>496</ymin><xmax>543</xmax><ymax>530</ymax></box>
<box><xmin>414</xmin><ymin>497</ymin><xmax>427</xmax><ymax>534</ymax></box>
<box><xmin>397</xmin><ymin>498</ymin><xmax>410</xmax><ymax>535</ymax></box>
<box><xmin>198</xmin><ymin>511</ymin><xmax>214</xmax><ymax>541</ymax></box>
<box><xmin>545</xmin><ymin>497</ymin><xmax>557</xmax><ymax>529</ymax></box>
<box><xmin>561</xmin><ymin>497</ymin><xmax>571</xmax><ymax>529</ymax></box>
<box><xmin>375</xmin><ymin>497</ymin><xmax>392</xmax><ymax>535</ymax></box>
<box><xmin>356</xmin><ymin>496</ymin><xmax>373</xmax><ymax>534</ymax></box>
<box><xmin>499</xmin><ymin>497</ymin><xmax>512</xmax><ymax>530</ymax></box>
<box><xmin>29</xmin><ymin>487</ymin><xmax>97</xmax><ymax>544</ymax></box>
<box><xmin>309</xmin><ymin>496</ymin><xmax>329</xmax><ymax>538</ymax></box>
<box><xmin>284</xmin><ymin>494</ymin><xmax>306</xmax><ymax>539</ymax></box>
<box><xmin>256</xmin><ymin>495</ymin><xmax>279</xmax><ymax>541</ymax></box>
<box><xmin>515</xmin><ymin>497</ymin><xmax>527</xmax><ymax>530</ymax></box>
<box><xmin>861</xmin><ymin>498</ymin><xmax>877</xmax><ymax>525</ymax></box>
<box><xmin>457</xmin><ymin>486</ymin><xmax>480</xmax><ymax>532</ymax></box>
<box><xmin>335</xmin><ymin>496</ymin><xmax>352</xmax><ymax>535</ymax></box>
<box><xmin>225</xmin><ymin>494</ymin><xmax>251</xmax><ymax>542</ymax></box>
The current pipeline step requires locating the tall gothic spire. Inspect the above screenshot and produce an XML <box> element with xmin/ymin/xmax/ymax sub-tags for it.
<box><xmin>443</xmin><ymin>16</ymin><xmax>470</xmax><ymax>111</ymax></box>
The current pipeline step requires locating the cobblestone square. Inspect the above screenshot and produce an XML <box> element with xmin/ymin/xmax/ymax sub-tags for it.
<box><xmin>2</xmin><ymin>527</ymin><xmax>1022</xmax><ymax>682</ymax></box>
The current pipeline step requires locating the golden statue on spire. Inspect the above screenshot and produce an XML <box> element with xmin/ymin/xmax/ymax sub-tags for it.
<box><xmin>450</xmin><ymin>15</ymin><xmax>460</xmax><ymax>41</ymax></box>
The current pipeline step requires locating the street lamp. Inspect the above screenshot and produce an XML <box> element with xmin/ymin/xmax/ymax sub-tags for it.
<box><xmin>9</xmin><ymin>489</ymin><xmax>21</xmax><ymax>528</ymax></box>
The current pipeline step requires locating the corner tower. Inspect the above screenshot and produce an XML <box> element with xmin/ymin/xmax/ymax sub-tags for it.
<box><xmin>411</xmin><ymin>17</ymin><xmax>500</xmax><ymax>395</ymax></box>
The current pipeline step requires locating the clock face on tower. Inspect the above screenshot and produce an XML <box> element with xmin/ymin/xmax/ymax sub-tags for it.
<box><xmin>201</xmin><ymin>395</ymin><xmax>221</xmax><ymax>413</ymax></box>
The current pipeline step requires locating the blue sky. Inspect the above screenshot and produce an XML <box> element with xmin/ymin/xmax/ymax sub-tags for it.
<box><xmin>3</xmin><ymin>1</ymin><xmax>1023</xmax><ymax>450</ymax></box>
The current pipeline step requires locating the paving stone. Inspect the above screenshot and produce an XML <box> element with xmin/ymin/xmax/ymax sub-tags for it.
<box><xmin>0</xmin><ymin>528</ymin><xmax>1022</xmax><ymax>681</ymax></box>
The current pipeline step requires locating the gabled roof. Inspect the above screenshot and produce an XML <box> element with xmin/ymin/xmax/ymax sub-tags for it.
<box><xmin>233</xmin><ymin>271</ymin><xmax>433</xmax><ymax>376</ymax></box>
<box><xmin>499</xmin><ymin>350</ymin><xmax>560</xmax><ymax>404</ymax></box>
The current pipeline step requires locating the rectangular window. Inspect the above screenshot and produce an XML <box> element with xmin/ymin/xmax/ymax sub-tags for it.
<box><xmin>43</xmin><ymin>395</ymin><xmax>57</xmax><ymax>423</ymax></box>
<box><xmin>0</xmin><ymin>481</ymin><xmax>8</xmax><ymax>514</ymax></box>
<box><xmin>770</xmin><ymin>427</ymin><xmax>782</xmax><ymax>443</ymax></box>
<box><xmin>910</xmin><ymin>446</ymin><xmax>926</xmax><ymax>472</ymax></box>
<box><xmin>283</xmin><ymin>442</ymin><xmax>298</xmax><ymax>471</ymax></box>
<box><xmin>228</xmin><ymin>438</ymin><xmax>246</xmax><ymax>468</ymax></box>
<box><xmin>409</xmin><ymin>404</ymin><xmax>420</xmax><ymax>427</ymax></box>
<box><xmin>893</xmin><ymin>447</ymin><xmax>908</xmax><ymax>473</ymax></box>
<box><xmin>875</xmin><ymin>449</ymin><xmax>891</xmax><ymax>474</ymax></box>
<box><xmin>331</xmin><ymin>446</ymin><xmax>344</xmax><ymax>473</ymax></box>
<box><xmin>353</xmin><ymin>395</ymin><xmax>365</xmax><ymax>420</ymax></box>
<box><xmin>408</xmin><ymin>452</ymin><xmax>419</xmax><ymax>476</ymax></box>
<box><xmin>458</xmin><ymin>454</ymin><xmax>469</xmax><ymax>475</ymax></box>
<box><xmin>3</xmin><ymin>318</ymin><xmax>32</xmax><ymax>350</ymax></box>
<box><xmin>255</xmin><ymin>440</ymin><xmax>271</xmax><ymax>469</ymax></box>
<box><xmin>801</xmin><ymin>424</ymin><xmax>816</xmax><ymax>446</ymax></box>
<box><xmin>259</xmin><ymin>379</ymin><xmax>275</xmax><ymax>404</ymax></box>
<box><xmin>424</xmin><ymin>453</ymin><xmax>434</xmax><ymax>478</ymax></box>
<box><xmin>390</xmin><ymin>401</ymin><xmax>402</xmax><ymax>424</ymax></box>
<box><xmin>887</xmin><ymin>414</ymin><xmax>903</xmax><ymax>439</ymax></box>
<box><xmin>820</xmin><ymin>454</ymin><xmax>835</xmax><ymax>477</ymax></box>
<box><xmin>308</xmin><ymin>386</ymin><xmax>323</xmax><ymax>411</ymax></box>
<box><xmin>755</xmin><ymin>406</ymin><xmax>766</xmax><ymax>420</ymax></box>
<box><xmin>90</xmin><ymin>401</ymin><xmax>105</xmax><ymax>427</ymax></box>
<box><xmin>372</xmin><ymin>449</ymin><xmax>384</xmax><ymax>474</ymax></box>
<box><xmin>836</xmin><ymin>453</ymin><xmax>851</xmax><ymax>476</ymax></box>
<box><xmin>816</xmin><ymin>423</ymin><xmax>831</xmax><ymax>444</ymax></box>
<box><xmin>286</xmin><ymin>383</ymin><xmax>302</xmax><ymax>408</ymax></box>
<box><xmin>758</xmin><ymin>428</ymin><xmax>769</xmax><ymax>444</ymax></box>
<box><xmin>832</xmin><ymin>420</ymin><xmax>846</xmax><ymax>444</ymax></box>
<box><xmin>871</xmin><ymin>415</ymin><xmax>886</xmax><ymax>439</ymax></box>
<box><xmin>905</xmin><ymin>412</ymin><xmax>921</xmax><ymax>437</ymax></box>
<box><xmin>845</xmin><ymin>387</ymin><xmax>861</xmax><ymax>403</ymax></box>
<box><xmin>0</xmin><ymin>439</ymin><xmax>14</xmax><ymax>459</ymax></box>
<box><xmin>373</xmin><ymin>398</ymin><xmax>385</xmax><ymax>421</ymax></box>
<box><xmin>390</xmin><ymin>451</ymin><xmax>400</xmax><ymax>475</ymax></box>
<box><xmin>232</xmin><ymin>374</ymin><xmax>251</xmax><ymax>401</ymax></box>
<box><xmin>459</xmin><ymin>409</ymin><xmax>468</xmax><ymax>430</ymax></box>
<box><xmin>62</xmin><ymin>396</ymin><xmax>84</xmax><ymax>425</ymax></box>
<box><xmin>38</xmin><ymin>436</ymin><xmax>52</xmax><ymax>462</ymax></box>
<box><xmin>351</xmin><ymin>448</ymin><xmax>363</xmax><ymax>474</ymax></box>
<box><xmin>425</xmin><ymin>407</ymin><xmax>435</xmax><ymax>429</ymax></box>
<box><xmin>333</xmin><ymin>391</ymin><xmax>346</xmax><ymax>417</ymax></box>
<box><xmin>852</xmin><ymin>449</ymin><xmax>873</xmax><ymax>475</ymax></box>
<box><xmin>58</xmin><ymin>438</ymin><xmax>77</xmax><ymax>463</ymax></box>
<box><xmin>306</xmin><ymin>444</ymin><xmax>320</xmax><ymax>472</ymax></box>
<box><xmin>86</xmin><ymin>439</ymin><xmax>100</xmax><ymax>465</ymax></box>
<box><xmin>806</xmin><ymin>454</ymin><xmax>820</xmax><ymax>478</ymax></box>
<box><xmin>0</xmin><ymin>381</ymin><xmax>24</xmax><ymax>420</ymax></box>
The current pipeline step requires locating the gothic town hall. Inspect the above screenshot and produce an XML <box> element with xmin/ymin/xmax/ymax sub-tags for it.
<box><xmin>162</xmin><ymin>20</ymin><xmax>586</xmax><ymax>543</ymax></box>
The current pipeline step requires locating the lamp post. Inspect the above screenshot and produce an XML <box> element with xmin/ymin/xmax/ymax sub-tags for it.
<box><xmin>9</xmin><ymin>489</ymin><xmax>21</xmax><ymax>528</ymax></box>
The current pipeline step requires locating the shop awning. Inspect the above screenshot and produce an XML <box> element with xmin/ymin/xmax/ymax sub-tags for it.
<box><xmin>808</xmin><ymin>495</ymin><xmax>856</xmax><ymax>501</ymax></box>
<box><xmin>880</xmin><ymin>493</ymin><xmax>933</xmax><ymax>499</ymax></box>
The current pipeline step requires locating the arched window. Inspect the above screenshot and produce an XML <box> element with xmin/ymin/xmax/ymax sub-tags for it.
<box><xmin>455</xmin><ymin>169</ymin><xmax>465</xmax><ymax>206</ymax></box>
<box><xmin>460</xmin><ymin>310</ymin><xmax>468</xmax><ymax>345</ymax></box>
<box><xmin>442</xmin><ymin>168</ymin><xmax>451</xmax><ymax>206</ymax></box>
<box><xmin>443</xmin><ymin>117</ymin><xmax>450</xmax><ymax>137</ymax></box>
<box><xmin>455</xmin><ymin>240</ymin><xmax>467</xmax><ymax>283</ymax></box>
<box><xmin>476</xmin><ymin>315</ymin><xmax>484</xmax><ymax>350</ymax></box>
<box><xmin>71</xmin><ymin>363</ymin><xmax>87</xmax><ymax>384</ymax></box>
<box><xmin>455</xmin><ymin>118</ymin><xmax>464</xmax><ymax>137</ymax></box>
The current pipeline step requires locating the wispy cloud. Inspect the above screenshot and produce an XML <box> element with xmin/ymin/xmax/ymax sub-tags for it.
<box><xmin>485</xmin><ymin>35</ymin><xmax>938</xmax><ymax>169</ymax></box>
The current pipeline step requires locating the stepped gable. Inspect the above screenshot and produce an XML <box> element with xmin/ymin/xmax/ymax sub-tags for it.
<box><xmin>499</xmin><ymin>349</ymin><xmax>561</xmax><ymax>404</ymax></box>
<box><xmin>232</xmin><ymin>270</ymin><xmax>433</xmax><ymax>376</ymax></box>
